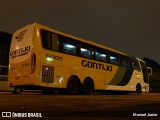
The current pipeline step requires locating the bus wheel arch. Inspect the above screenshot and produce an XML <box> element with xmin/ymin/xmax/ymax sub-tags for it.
<box><xmin>82</xmin><ymin>77</ymin><xmax>94</xmax><ymax>95</ymax></box>
<box><xmin>136</xmin><ymin>83</ymin><xmax>142</xmax><ymax>94</ymax></box>
<box><xmin>66</xmin><ymin>75</ymin><xmax>81</xmax><ymax>95</ymax></box>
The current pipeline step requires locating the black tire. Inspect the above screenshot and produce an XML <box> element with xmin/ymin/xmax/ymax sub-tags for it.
<box><xmin>82</xmin><ymin>78</ymin><xmax>94</xmax><ymax>95</ymax></box>
<box><xmin>13</xmin><ymin>87</ymin><xmax>23</xmax><ymax>94</ymax></box>
<box><xmin>66</xmin><ymin>77</ymin><xmax>81</xmax><ymax>95</ymax></box>
<box><xmin>136</xmin><ymin>84</ymin><xmax>142</xmax><ymax>94</ymax></box>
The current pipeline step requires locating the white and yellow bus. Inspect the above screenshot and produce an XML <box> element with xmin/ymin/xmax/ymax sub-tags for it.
<box><xmin>8</xmin><ymin>23</ymin><xmax>151</xmax><ymax>94</ymax></box>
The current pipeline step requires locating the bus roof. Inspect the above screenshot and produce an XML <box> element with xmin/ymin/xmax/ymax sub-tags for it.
<box><xmin>20</xmin><ymin>23</ymin><xmax>128</xmax><ymax>56</ymax></box>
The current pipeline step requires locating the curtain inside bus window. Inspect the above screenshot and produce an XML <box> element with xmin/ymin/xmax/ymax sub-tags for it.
<box><xmin>40</xmin><ymin>29</ymin><xmax>59</xmax><ymax>51</ymax></box>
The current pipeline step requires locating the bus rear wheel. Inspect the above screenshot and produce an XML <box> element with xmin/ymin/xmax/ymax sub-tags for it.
<box><xmin>66</xmin><ymin>77</ymin><xmax>81</xmax><ymax>95</ymax></box>
<box><xmin>82</xmin><ymin>78</ymin><xmax>94</xmax><ymax>95</ymax></box>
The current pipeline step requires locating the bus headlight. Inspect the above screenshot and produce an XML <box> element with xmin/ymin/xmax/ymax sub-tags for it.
<box><xmin>142</xmin><ymin>83</ymin><xmax>149</xmax><ymax>93</ymax></box>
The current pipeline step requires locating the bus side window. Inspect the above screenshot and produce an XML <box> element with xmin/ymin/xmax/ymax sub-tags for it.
<box><xmin>52</xmin><ymin>34</ymin><xmax>59</xmax><ymax>51</ymax></box>
<box><xmin>109</xmin><ymin>54</ymin><xmax>120</xmax><ymax>65</ymax></box>
<box><xmin>40</xmin><ymin>30</ymin><xmax>59</xmax><ymax>51</ymax></box>
<box><xmin>80</xmin><ymin>46</ymin><xmax>92</xmax><ymax>59</ymax></box>
<box><xmin>63</xmin><ymin>42</ymin><xmax>76</xmax><ymax>55</ymax></box>
<box><xmin>122</xmin><ymin>60</ymin><xmax>130</xmax><ymax>67</ymax></box>
<box><xmin>95</xmin><ymin>49</ymin><xmax>106</xmax><ymax>62</ymax></box>
<box><xmin>121</xmin><ymin>57</ymin><xmax>131</xmax><ymax>67</ymax></box>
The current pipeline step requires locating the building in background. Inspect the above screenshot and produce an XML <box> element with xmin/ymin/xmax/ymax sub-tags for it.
<box><xmin>0</xmin><ymin>31</ymin><xmax>13</xmax><ymax>91</ymax></box>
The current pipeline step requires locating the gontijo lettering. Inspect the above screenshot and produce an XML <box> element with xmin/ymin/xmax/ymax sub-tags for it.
<box><xmin>82</xmin><ymin>60</ymin><xmax>112</xmax><ymax>71</ymax></box>
<box><xmin>10</xmin><ymin>46</ymin><xmax>30</xmax><ymax>58</ymax></box>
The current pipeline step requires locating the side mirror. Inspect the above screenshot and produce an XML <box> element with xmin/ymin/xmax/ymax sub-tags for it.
<box><xmin>147</xmin><ymin>67</ymin><xmax>152</xmax><ymax>75</ymax></box>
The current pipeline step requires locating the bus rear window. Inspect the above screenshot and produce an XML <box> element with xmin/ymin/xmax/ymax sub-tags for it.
<box><xmin>41</xmin><ymin>30</ymin><xmax>59</xmax><ymax>51</ymax></box>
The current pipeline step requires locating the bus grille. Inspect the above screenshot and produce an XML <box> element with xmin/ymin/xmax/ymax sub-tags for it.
<box><xmin>42</xmin><ymin>65</ymin><xmax>54</xmax><ymax>83</ymax></box>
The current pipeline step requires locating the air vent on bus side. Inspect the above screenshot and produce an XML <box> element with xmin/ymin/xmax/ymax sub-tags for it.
<box><xmin>42</xmin><ymin>65</ymin><xmax>54</xmax><ymax>83</ymax></box>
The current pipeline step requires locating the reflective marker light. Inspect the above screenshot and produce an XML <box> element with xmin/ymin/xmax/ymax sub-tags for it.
<box><xmin>59</xmin><ymin>77</ymin><xmax>64</xmax><ymax>83</ymax></box>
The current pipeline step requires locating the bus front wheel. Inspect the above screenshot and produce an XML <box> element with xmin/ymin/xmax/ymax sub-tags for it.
<box><xmin>82</xmin><ymin>78</ymin><xmax>94</xmax><ymax>95</ymax></box>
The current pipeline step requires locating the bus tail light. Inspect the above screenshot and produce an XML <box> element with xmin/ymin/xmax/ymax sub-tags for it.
<box><xmin>31</xmin><ymin>52</ymin><xmax>36</xmax><ymax>74</ymax></box>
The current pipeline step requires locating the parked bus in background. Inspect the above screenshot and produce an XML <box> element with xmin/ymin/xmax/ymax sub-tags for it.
<box><xmin>0</xmin><ymin>31</ymin><xmax>13</xmax><ymax>91</ymax></box>
<box><xmin>8</xmin><ymin>23</ymin><xmax>151</xmax><ymax>94</ymax></box>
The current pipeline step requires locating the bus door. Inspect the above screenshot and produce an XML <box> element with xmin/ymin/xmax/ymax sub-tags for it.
<box><xmin>139</xmin><ymin>61</ymin><xmax>149</xmax><ymax>84</ymax></box>
<box><xmin>138</xmin><ymin>60</ymin><xmax>149</xmax><ymax>92</ymax></box>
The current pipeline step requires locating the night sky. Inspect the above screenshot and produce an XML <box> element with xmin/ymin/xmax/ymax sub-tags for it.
<box><xmin>1</xmin><ymin>0</ymin><xmax>160</xmax><ymax>62</ymax></box>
